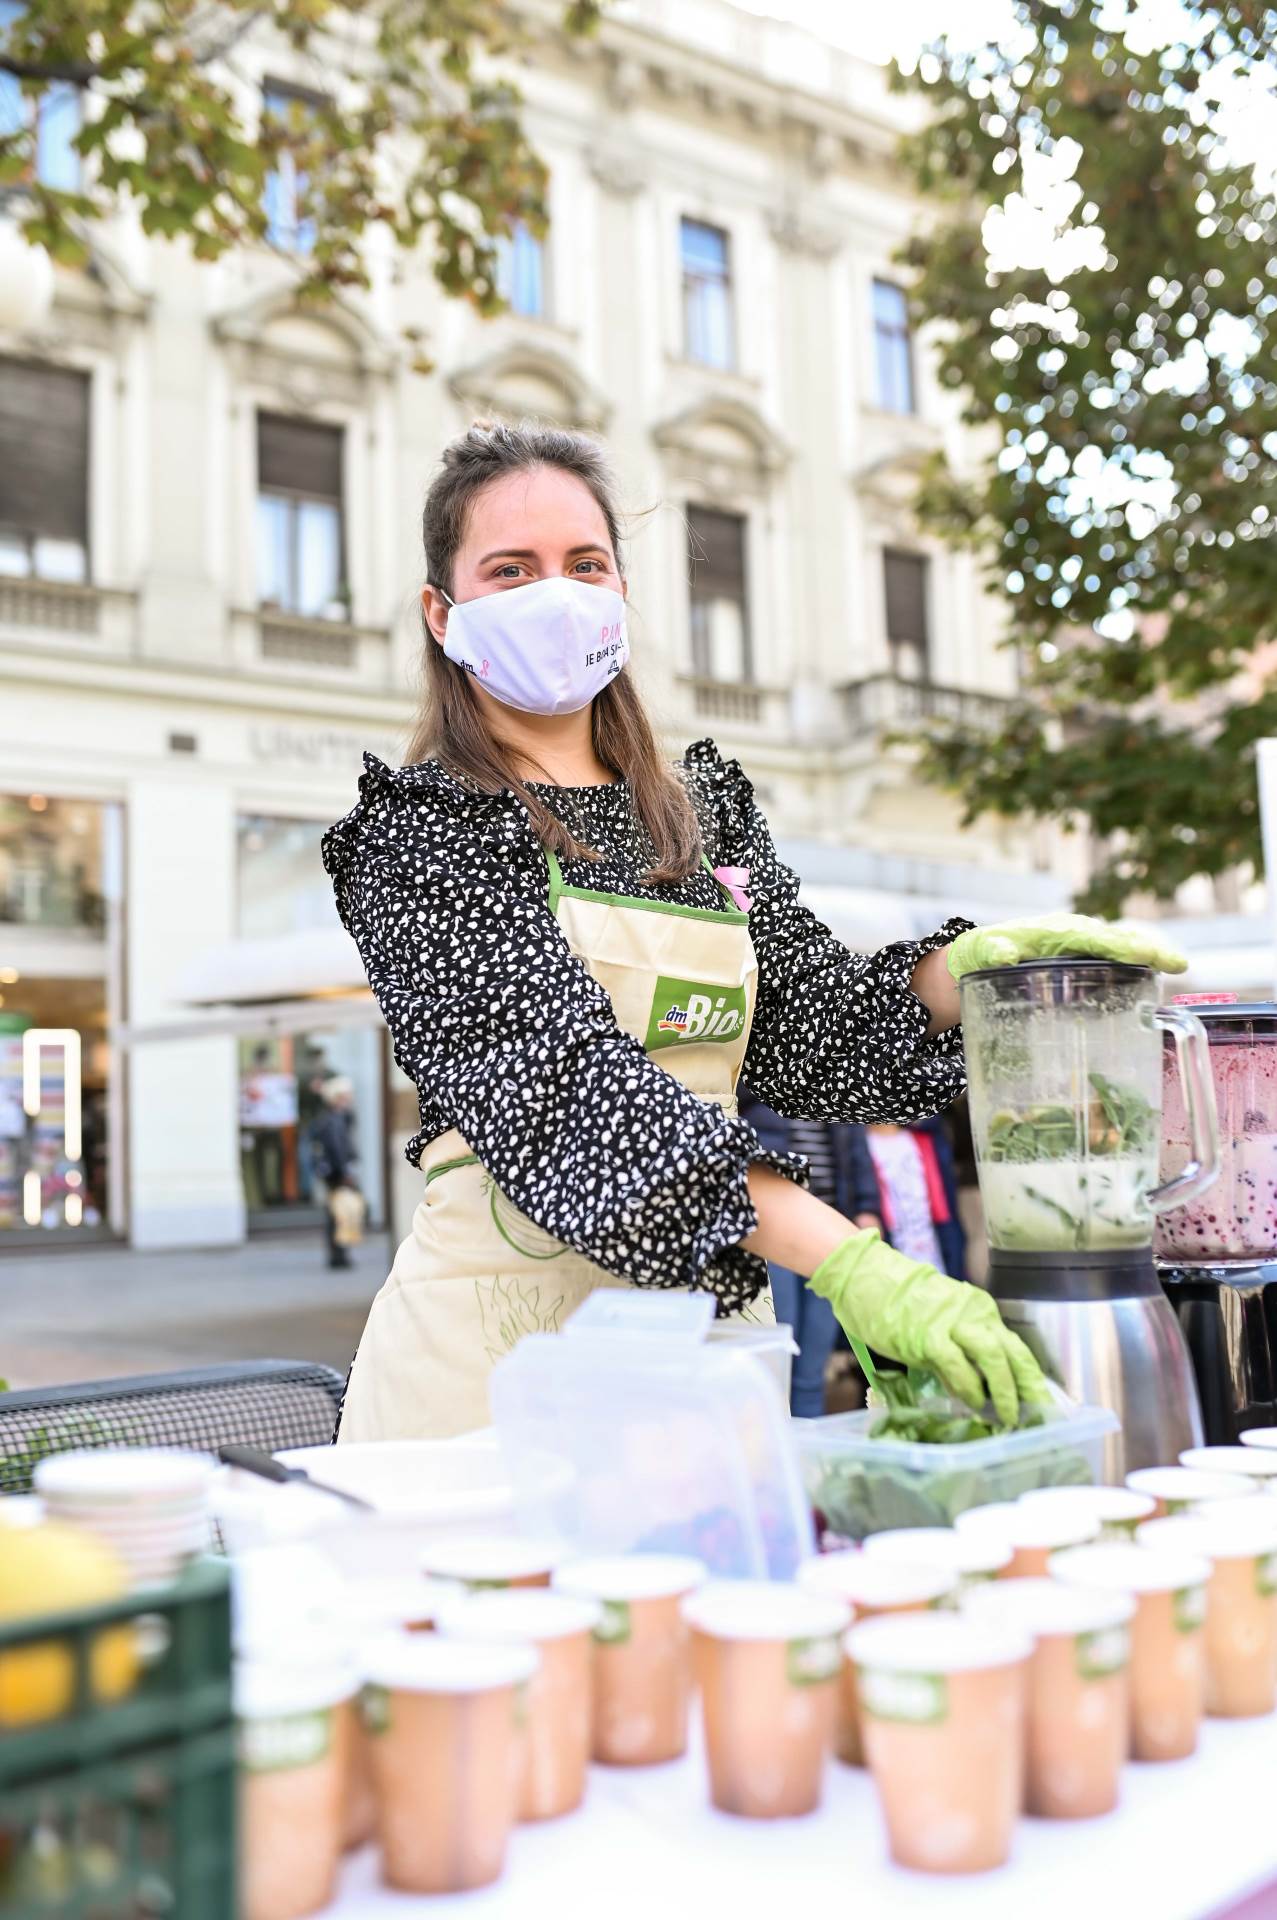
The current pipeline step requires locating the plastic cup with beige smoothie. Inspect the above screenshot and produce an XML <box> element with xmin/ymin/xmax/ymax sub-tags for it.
<box><xmin>418</xmin><ymin>1532</ymin><xmax>562</xmax><ymax>1591</ymax></box>
<box><xmin>1017</xmin><ymin>1485</ymin><xmax>1157</xmax><ymax>1540</ymax></box>
<box><xmin>360</xmin><ymin>1631</ymin><xmax>538</xmax><ymax>1894</ymax></box>
<box><xmin>1049</xmin><ymin>1542</ymin><xmax>1211</xmax><ymax>1761</ymax></box>
<box><xmin>861</xmin><ymin>1526</ymin><xmax>1013</xmax><ymax>1588</ymax></box>
<box><xmin>1138</xmin><ymin>1506</ymin><xmax>1277</xmax><ymax>1718</ymax></box>
<box><xmin>1125</xmin><ymin>1466</ymin><xmax>1259</xmax><ymax>1517</ymax></box>
<box><xmin>682</xmin><ymin>1580</ymin><xmax>850</xmax><ymax>1818</ymax></box>
<box><xmin>848</xmin><ymin>1612</ymin><xmax>1032</xmax><ymax>1874</ymax></box>
<box><xmin>235</xmin><ymin>1656</ymin><xmax>357</xmax><ymax>1920</ymax></box>
<box><xmin>796</xmin><ymin>1555</ymin><xmax>955</xmax><ymax>1766</ymax></box>
<box><xmin>434</xmin><ymin>1588</ymin><xmax>601</xmax><ymax>1821</ymax></box>
<box><xmin>552</xmin><ymin>1554</ymin><xmax>705</xmax><ymax>1765</ymax></box>
<box><xmin>962</xmin><ymin>1577</ymin><xmax>1134</xmax><ymax>1819</ymax></box>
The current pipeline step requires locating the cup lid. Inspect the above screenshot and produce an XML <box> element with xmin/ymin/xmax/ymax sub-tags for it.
<box><xmin>1140</xmin><ymin>1507</ymin><xmax>1277</xmax><ymax>1559</ymax></box>
<box><xmin>434</xmin><ymin>1588</ymin><xmax>602</xmax><ymax>1643</ymax></box>
<box><xmin>1239</xmin><ymin>1428</ymin><xmax>1277</xmax><ymax>1453</ymax></box>
<box><xmin>418</xmin><ymin>1532</ymin><xmax>562</xmax><ymax>1583</ymax></box>
<box><xmin>1002</xmin><ymin>1507</ymin><xmax>1100</xmax><ymax>1552</ymax></box>
<box><xmin>1049</xmin><ymin>1541</ymin><xmax>1211</xmax><ymax>1595</ymax></box>
<box><xmin>961</xmin><ymin>1575</ymin><xmax>1134</xmax><ymax>1637</ymax></box>
<box><xmin>339</xmin><ymin>1576</ymin><xmax>448</xmax><ymax>1631</ymax></box>
<box><xmin>1017</xmin><ymin>1486</ymin><xmax>1156</xmax><ymax>1526</ymax></box>
<box><xmin>953</xmin><ymin>1502</ymin><xmax>1021</xmax><ymax>1541</ymax></box>
<box><xmin>1125</xmin><ymin>1467</ymin><xmax>1258</xmax><ymax>1503</ymax></box>
<box><xmin>35</xmin><ymin>1449</ymin><xmax>216</xmax><ymax>1499</ymax></box>
<box><xmin>846</xmin><ymin>1612</ymin><xmax>1033</xmax><ymax>1673</ymax></box>
<box><xmin>682</xmin><ymin>1579</ymin><xmax>850</xmax><ymax>1643</ymax></box>
<box><xmin>552</xmin><ymin>1554</ymin><xmax>707</xmax><ymax>1603</ymax></box>
<box><xmin>862</xmin><ymin>1528</ymin><xmax>1012</xmax><ymax>1578</ymax></box>
<box><xmin>361</xmin><ymin>1629</ymin><xmax>538</xmax><ymax>1694</ymax></box>
<box><xmin>1179</xmin><ymin>1445</ymin><xmax>1277</xmax><ymax>1481</ymax></box>
<box><xmin>797</xmin><ymin>1551</ymin><xmax>957</xmax><ymax>1611</ymax></box>
<box><xmin>235</xmin><ymin>1652</ymin><xmax>358</xmax><ymax>1719</ymax></box>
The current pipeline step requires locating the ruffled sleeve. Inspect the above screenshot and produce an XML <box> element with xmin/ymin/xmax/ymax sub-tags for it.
<box><xmin>684</xmin><ymin>741</ymin><xmax>971</xmax><ymax>1124</ymax></box>
<box><xmin>322</xmin><ymin>756</ymin><xmax>802</xmax><ymax>1310</ymax></box>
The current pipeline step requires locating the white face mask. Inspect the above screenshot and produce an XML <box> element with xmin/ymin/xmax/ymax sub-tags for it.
<box><xmin>440</xmin><ymin>576</ymin><xmax>629</xmax><ymax>716</ymax></box>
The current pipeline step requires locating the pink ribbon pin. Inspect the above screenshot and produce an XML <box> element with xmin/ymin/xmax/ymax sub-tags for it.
<box><xmin>713</xmin><ymin>865</ymin><xmax>753</xmax><ymax>913</ymax></box>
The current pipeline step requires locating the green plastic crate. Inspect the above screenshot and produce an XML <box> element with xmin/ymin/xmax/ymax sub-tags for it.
<box><xmin>0</xmin><ymin>1558</ymin><xmax>236</xmax><ymax>1919</ymax></box>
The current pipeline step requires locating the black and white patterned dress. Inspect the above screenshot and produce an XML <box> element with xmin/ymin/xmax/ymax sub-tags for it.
<box><xmin>322</xmin><ymin>738</ymin><xmax>970</xmax><ymax>1312</ymax></box>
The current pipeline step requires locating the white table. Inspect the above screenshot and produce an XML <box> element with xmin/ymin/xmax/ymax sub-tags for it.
<box><xmin>335</xmin><ymin>1713</ymin><xmax>1277</xmax><ymax>1920</ymax></box>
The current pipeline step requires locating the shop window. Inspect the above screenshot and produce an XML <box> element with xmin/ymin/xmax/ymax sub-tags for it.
<box><xmin>0</xmin><ymin>2</ymin><xmax>80</xmax><ymax>192</ymax></box>
<box><xmin>495</xmin><ymin>220</ymin><xmax>546</xmax><ymax>318</ymax></box>
<box><xmin>681</xmin><ymin>218</ymin><xmax>734</xmax><ymax>370</ymax></box>
<box><xmin>0</xmin><ymin>358</ymin><xmax>89</xmax><ymax>584</ymax></box>
<box><xmin>256</xmin><ymin>413</ymin><xmax>346</xmax><ymax>621</ymax></box>
<box><xmin>873</xmin><ymin>279</ymin><xmax>915</xmax><ymax>415</ymax></box>
<box><xmin>0</xmin><ymin>794</ymin><xmax>120</xmax><ymax>1237</ymax></box>
<box><xmin>883</xmin><ymin>548</ymin><xmax>930</xmax><ymax>681</ymax></box>
<box><xmin>687</xmin><ymin>506</ymin><xmax>750</xmax><ymax>683</ymax></box>
<box><xmin>262</xmin><ymin>80</ymin><xmax>323</xmax><ymax>254</ymax></box>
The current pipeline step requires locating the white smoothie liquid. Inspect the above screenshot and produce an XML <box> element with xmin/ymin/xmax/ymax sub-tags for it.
<box><xmin>979</xmin><ymin>1157</ymin><xmax>1155</xmax><ymax>1252</ymax></box>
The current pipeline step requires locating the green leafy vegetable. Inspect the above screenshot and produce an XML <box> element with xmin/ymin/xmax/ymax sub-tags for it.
<box><xmin>984</xmin><ymin>1076</ymin><xmax>1154</xmax><ymax>1165</ymax></box>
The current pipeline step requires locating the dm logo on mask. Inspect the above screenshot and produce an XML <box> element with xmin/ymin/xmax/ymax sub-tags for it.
<box><xmin>645</xmin><ymin>974</ymin><xmax>748</xmax><ymax>1054</ymax></box>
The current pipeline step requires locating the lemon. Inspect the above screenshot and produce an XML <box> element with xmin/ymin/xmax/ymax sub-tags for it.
<box><xmin>0</xmin><ymin>1519</ymin><xmax>138</xmax><ymax>1727</ymax></box>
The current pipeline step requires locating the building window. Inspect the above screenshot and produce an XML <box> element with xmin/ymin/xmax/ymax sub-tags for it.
<box><xmin>0</xmin><ymin>358</ymin><xmax>89</xmax><ymax>583</ymax></box>
<box><xmin>0</xmin><ymin>2</ymin><xmax>80</xmax><ymax>190</ymax></box>
<box><xmin>495</xmin><ymin>220</ymin><xmax>546</xmax><ymax>318</ymax></box>
<box><xmin>256</xmin><ymin>413</ymin><xmax>346</xmax><ymax>621</ymax></box>
<box><xmin>688</xmin><ymin>506</ymin><xmax>750</xmax><ymax>683</ymax></box>
<box><xmin>883</xmin><ymin>549</ymin><xmax>929</xmax><ymax>681</ymax></box>
<box><xmin>873</xmin><ymin>279</ymin><xmax>915</xmax><ymax>415</ymax></box>
<box><xmin>681</xmin><ymin>218</ymin><xmax>734</xmax><ymax>370</ymax></box>
<box><xmin>262</xmin><ymin>81</ymin><xmax>323</xmax><ymax>254</ymax></box>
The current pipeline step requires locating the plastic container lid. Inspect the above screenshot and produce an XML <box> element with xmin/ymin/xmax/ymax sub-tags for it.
<box><xmin>846</xmin><ymin>1612</ymin><xmax>1034</xmax><ymax>1674</ymax></box>
<box><xmin>418</xmin><ymin>1533</ymin><xmax>563</xmax><ymax>1584</ymax></box>
<box><xmin>1126</xmin><ymin>1467</ymin><xmax>1259</xmax><ymax>1504</ymax></box>
<box><xmin>552</xmin><ymin>1554</ymin><xmax>707</xmax><ymax>1602</ymax></box>
<box><xmin>1138</xmin><ymin>1508</ymin><xmax>1277</xmax><ymax>1559</ymax></box>
<box><xmin>1017</xmin><ymin>1486</ymin><xmax>1156</xmax><ymax>1528</ymax></box>
<box><xmin>1049</xmin><ymin>1542</ymin><xmax>1212</xmax><ymax>1595</ymax></box>
<box><xmin>796</xmin><ymin>1551</ymin><xmax>957</xmax><ymax>1610</ymax></box>
<box><xmin>361</xmin><ymin>1630</ymin><xmax>538</xmax><ymax>1694</ymax></box>
<box><xmin>235</xmin><ymin>1651</ymin><xmax>358</xmax><ymax>1720</ymax></box>
<box><xmin>36</xmin><ymin>1449</ymin><xmax>216</xmax><ymax>1500</ymax></box>
<box><xmin>961</xmin><ymin>1575</ymin><xmax>1134</xmax><ymax>1637</ymax></box>
<box><xmin>861</xmin><ymin>1527</ymin><xmax>1013</xmax><ymax>1579</ymax></box>
<box><xmin>433</xmin><ymin>1588</ymin><xmax>602</xmax><ymax>1642</ymax></box>
<box><xmin>1179</xmin><ymin>1445</ymin><xmax>1277</xmax><ymax>1481</ymax></box>
<box><xmin>682</xmin><ymin>1579</ymin><xmax>850</xmax><ymax>1642</ymax></box>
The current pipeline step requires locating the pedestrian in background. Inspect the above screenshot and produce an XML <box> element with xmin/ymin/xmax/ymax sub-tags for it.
<box><xmin>311</xmin><ymin>1076</ymin><xmax>362</xmax><ymax>1270</ymax></box>
<box><xmin>738</xmin><ymin>1086</ymin><xmax>882</xmax><ymax>1417</ymax></box>
<box><xmin>864</xmin><ymin>1115</ymin><xmax>967</xmax><ymax>1283</ymax></box>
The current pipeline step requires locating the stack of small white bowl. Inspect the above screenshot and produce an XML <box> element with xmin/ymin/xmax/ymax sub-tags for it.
<box><xmin>34</xmin><ymin>1448</ymin><xmax>216</xmax><ymax>1588</ymax></box>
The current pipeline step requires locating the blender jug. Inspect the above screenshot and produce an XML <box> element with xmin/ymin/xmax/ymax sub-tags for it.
<box><xmin>1157</xmin><ymin>1000</ymin><xmax>1277</xmax><ymax>1442</ymax></box>
<box><xmin>959</xmin><ymin>959</ymin><xmax>1220</xmax><ymax>1477</ymax></box>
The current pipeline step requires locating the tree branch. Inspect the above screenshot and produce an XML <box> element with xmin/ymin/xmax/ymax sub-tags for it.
<box><xmin>0</xmin><ymin>54</ymin><xmax>99</xmax><ymax>86</ymax></box>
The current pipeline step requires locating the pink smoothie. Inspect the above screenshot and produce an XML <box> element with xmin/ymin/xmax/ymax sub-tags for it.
<box><xmin>1157</xmin><ymin>1037</ymin><xmax>1277</xmax><ymax>1262</ymax></box>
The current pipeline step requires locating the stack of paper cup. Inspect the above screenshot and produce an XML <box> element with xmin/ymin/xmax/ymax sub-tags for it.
<box><xmin>34</xmin><ymin>1449</ymin><xmax>215</xmax><ymax>1588</ymax></box>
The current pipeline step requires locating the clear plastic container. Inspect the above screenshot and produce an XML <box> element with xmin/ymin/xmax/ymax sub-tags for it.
<box><xmin>797</xmin><ymin>1400</ymin><xmax>1119</xmax><ymax>1543</ymax></box>
<box><xmin>702</xmin><ymin>1323</ymin><xmax>798</xmax><ymax>1406</ymax></box>
<box><xmin>489</xmin><ymin>1312</ymin><xmax>814</xmax><ymax>1580</ymax></box>
<box><xmin>1157</xmin><ymin>1001</ymin><xmax>1277</xmax><ymax>1263</ymax></box>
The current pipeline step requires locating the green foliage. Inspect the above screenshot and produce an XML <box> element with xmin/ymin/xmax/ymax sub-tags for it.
<box><xmin>0</xmin><ymin>0</ymin><xmax>601</xmax><ymax>323</ymax></box>
<box><xmin>892</xmin><ymin>4</ymin><xmax>1277</xmax><ymax>912</ymax></box>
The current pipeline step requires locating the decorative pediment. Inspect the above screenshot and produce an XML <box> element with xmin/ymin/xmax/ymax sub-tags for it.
<box><xmin>853</xmin><ymin>446</ymin><xmax>933</xmax><ymax>539</ymax></box>
<box><xmin>652</xmin><ymin>393</ymin><xmax>790</xmax><ymax>499</ymax></box>
<box><xmin>448</xmin><ymin>340</ymin><xmax>611</xmax><ymax>432</ymax></box>
<box><xmin>212</xmin><ymin>283</ymin><xmax>395</xmax><ymax>407</ymax></box>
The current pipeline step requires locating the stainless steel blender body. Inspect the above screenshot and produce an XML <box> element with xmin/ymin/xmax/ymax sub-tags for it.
<box><xmin>960</xmin><ymin>960</ymin><xmax>1220</xmax><ymax>1478</ymax></box>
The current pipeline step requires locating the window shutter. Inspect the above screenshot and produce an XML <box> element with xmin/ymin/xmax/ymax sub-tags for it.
<box><xmin>0</xmin><ymin>358</ymin><xmax>89</xmax><ymax>543</ymax></box>
<box><xmin>687</xmin><ymin>507</ymin><xmax>747</xmax><ymax>599</ymax></box>
<box><xmin>884</xmin><ymin>550</ymin><xmax>928</xmax><ymax>648</ymax></box>
<box><xmin>257</xmin><ymin>414</ymin><xmax>343</xmax><ymax>501</ymax></box>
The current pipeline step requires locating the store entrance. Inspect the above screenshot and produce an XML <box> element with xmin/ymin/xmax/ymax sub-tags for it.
<box><xmin>239</xmin><ymin>1027</ymin><xmax>384</xmax><ymax>1234</ymax></box>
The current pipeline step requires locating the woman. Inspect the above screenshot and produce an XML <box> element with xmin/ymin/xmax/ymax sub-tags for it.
<box><xmin>866</xmin><ymin>1116</ymin><xmax>968</xmax><ymax>1283</ymax></box>
<box><xmin>323</xmin><ymin>420</ymin><xmax>1176</xmax><ymax>1442</ymax></box>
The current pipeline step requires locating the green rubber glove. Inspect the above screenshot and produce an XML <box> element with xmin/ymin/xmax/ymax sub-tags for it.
<box><xmin>808</xmin><ymin>1231</ymin><xmax>1048</xmax><ymax>1428</ymax></box>
<box><xmin>947</xmin><ymin>912</ymin><xmax>1187</xmax><ymax>981</ymax></box>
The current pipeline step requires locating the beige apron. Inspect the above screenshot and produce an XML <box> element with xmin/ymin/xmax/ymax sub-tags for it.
<box><xmin>338</xmin><ymin>848</ymin><xmax>774</xmax><ymax>1442</ymax></box>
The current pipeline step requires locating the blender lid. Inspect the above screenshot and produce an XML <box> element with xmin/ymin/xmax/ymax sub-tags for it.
<box><xmin>959</xmin><ymin>956</ymin><xmax>1155</xmax><ymax>990</ymax></box>
<box><xmin>1168</xmin><ymin>994</ymin><xmax>1277</xmax><ymax>1035</ymax></box>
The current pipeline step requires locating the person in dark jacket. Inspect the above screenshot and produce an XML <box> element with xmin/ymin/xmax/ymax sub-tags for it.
<box><xmin>738</xmin><ymin>1087</ymin><xmax>882</xmax><ymax>1416</ymax></box>
<box><xmin>310</xmin><ymin>1076</ymin><xmax>359</xmax><ymax>1270</ymax></box>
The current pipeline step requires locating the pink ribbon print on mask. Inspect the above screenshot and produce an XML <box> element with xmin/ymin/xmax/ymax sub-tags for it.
<box><xmin>713</xmin><ymin>865</ymin><xmax>753</xmax><ymax>913</ymax></box>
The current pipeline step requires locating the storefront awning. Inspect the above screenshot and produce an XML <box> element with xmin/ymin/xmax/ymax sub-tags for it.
<box><xmin>114</xmin><ymin>927</ymin><xmax>381</xmax><ymax>1047</ymax></box>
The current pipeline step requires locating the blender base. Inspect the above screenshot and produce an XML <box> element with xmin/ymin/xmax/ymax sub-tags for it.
<box><xmin>1158</xmin><ymin>1260</ymin><xmax>1277</xmax><ymax>1445</ymax></box>
<box><xmin>985</xmin><ymin>1248</ymin><xmax>1204</xmax><ymax>1479</ymax></box>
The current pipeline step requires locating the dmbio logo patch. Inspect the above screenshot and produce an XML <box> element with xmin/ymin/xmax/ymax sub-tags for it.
<box><xmin>645</xmin><ymin>974</ymin><xmax>748</xmax><ymax>1054</ymax></box>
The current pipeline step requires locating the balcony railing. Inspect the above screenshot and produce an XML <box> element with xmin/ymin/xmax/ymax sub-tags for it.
<box><xmin>840</xmin><ymin>673</ymin><xmax>1010</xmax><ymax>739</ymax></box>
<box><xmin>0</xmin><ymin>577</ymin><xmax>138</xmax><ymax>651</ymax></box>
<box><xmin>229</xmin><ymin>608</ymin><xmax>393</xmax><ymax>680</ymax></box>
<box><xmin>678</xmin><ymin>676</ymin><xmax>790</xmax><ymax>731</ymax></box>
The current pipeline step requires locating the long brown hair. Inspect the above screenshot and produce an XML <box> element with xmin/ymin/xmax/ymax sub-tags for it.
<box><xmin>407</xmin><ymin>419</ymin><xmax>702</xmax><ymax>884</ymax></box>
